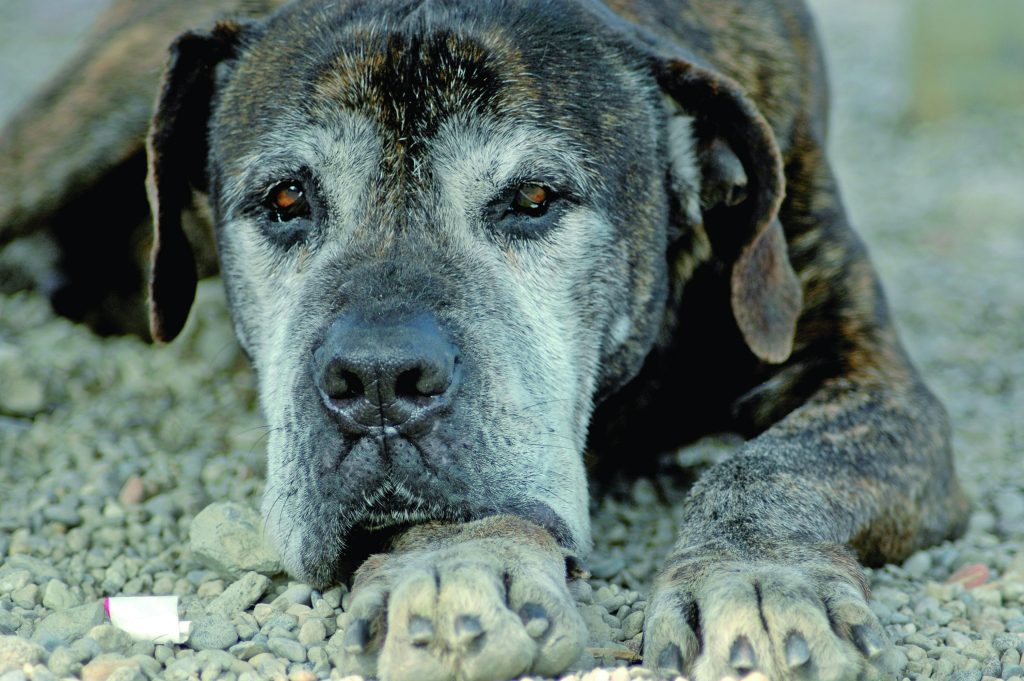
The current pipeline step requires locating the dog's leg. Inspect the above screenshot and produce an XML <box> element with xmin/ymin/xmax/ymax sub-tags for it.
<box><xmin>333</xmin><ymin>515</ymin><xmax>587</xmax><ymax>681</ymax></box>
<box><xmin>644</xmin><ymin>160</ymin><xmax>970</xmax><ymax>681</ymax></box>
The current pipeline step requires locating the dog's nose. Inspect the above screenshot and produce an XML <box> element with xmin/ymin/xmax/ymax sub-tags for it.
<box><xmin>312</xmin><ymin>312</ymin><xmax>460</xmax><ymax>433</ymax></box>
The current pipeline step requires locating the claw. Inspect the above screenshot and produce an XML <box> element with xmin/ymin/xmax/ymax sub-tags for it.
<box><xmin>343</xmin><ymin>618</ymin><xmax>372</xmax><ymax>653</ymax></box>
<box><xmin>784</xmin><ymin>632</ymin><xmax>811</xmax><ymax>668</ymax></box>
<box><xmin>656</xmin><ymin>642</ymin><xmax>684</xmax><ymax>673</ymax></box>
<box><xmin>409</xmin><ymin>615</ymin><xmax>434</xmax><ymax>646</ymax></box>
<box><xmin>729</xmin><ymin>636</ymin><xmax>757</xmax><ymax>673</ymax></box>
<box><xmin>852</xmin><ymin>624</ymin><xmax>885</xmax><ymax>659</ymax></box>
<box><xmin>519</xmin><ymin>602</ymin><xmax>550</xmax><ymax>638</ymax></box>
<box><xmin>454</xmin><ymin>614</ymin><xmax>484</xmax><ymax>646</ymax></box>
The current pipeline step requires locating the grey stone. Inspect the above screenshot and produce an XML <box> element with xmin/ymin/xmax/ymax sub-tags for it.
<box><xmin>188</xmin><ymin>616</ymin><xmax>239</xmax><ymax>651</ymax></box>
<box><xmin>272</xmin><ymin>584</ymin><xmax>312</xmax><ymax>609</ymax></box>
<box><xmin>41</xmin><ymin>580</ymin><xmax>80</xmax><ymax>611</ymax></box>
<box><xmin>205</xmin><ymin>572</ymin><xmax>271</xmax><ymax>618</ymax></box>
<box><xmin>319</xmin><ymin>587</ymin><xmax>345</xmax><ymax>610</ymax></box>
<box><xmin>87</xmin><ymin>624</ymin><xmax>135</xmax><ymax>654</ymax></box>
<box><xmin>902</xmin><ymin>551</ymin><xmax>933</xmax><ymax>579</ymax></box>
<box><xmin>589</xmin><ymin>556</ymin><xmax>627</xmax><ymax>580</ymax></box>
<box><xmin>31</xmin><ymin>602</ymin><xmax>105</xmax><ymax>648</ymax></box>
<box><xmin>297</xmin><ymin>618</ymin><xmax>326</xmax><ymax>646</ymax></box>
<box><xmin>3</xmin><ymin>556</ymin><xmax>60</xmax><ymax>582</ymax></box>
<box><xmin>0</xmin><ymin>636</ymin><xmax>43</xmax><ymax>674</ymax></box>
<box><xmin>267</xmin><ymin>637</ymin><xmax>305</xmax><ymax>663</ymax></box>
<box><xmin>0</xmin><ymin>570</ymin><xmax>31</xmax><ymax>594</ymax></box>
<box><xmin>228</xmin><ymin>641</ymin><xmax>269</xmax><ymax>661</ymax></box>
<box><xmin>948</xmin><ymin>670</ymin><xmax>982</xmax><ymax>681</ymax></box>
<box><xmin>188</xmin><ymin>503</ymin><xmax>282</xmax><ymax>580</ymax></box>
<box><xmin>10</xmin><ymin>584</ymin><xmax>38</xmax><ymax>609</ymax></box>
<box><xmin>621</xmin><ymin>611</ymin><xmax>645</xmax><ymax>640</ymax></box>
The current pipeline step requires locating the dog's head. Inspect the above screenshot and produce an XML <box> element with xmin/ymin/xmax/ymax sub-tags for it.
<box><xmin>146</xmin><ymin>0</ymin><xmax>799</xmax><ymax>586</ymax></box>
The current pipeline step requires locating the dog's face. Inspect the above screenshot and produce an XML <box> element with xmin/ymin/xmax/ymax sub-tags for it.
<box><xmin>147</xmin><ymin>0</ymin><xmax>796</xmax><ymax>586</ymax></box>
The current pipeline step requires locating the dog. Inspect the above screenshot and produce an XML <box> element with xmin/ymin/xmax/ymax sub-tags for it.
<box><xmin>0</xmin><ymin>0</ymin><xmax>971</xmax><ymax>679</ymax></box>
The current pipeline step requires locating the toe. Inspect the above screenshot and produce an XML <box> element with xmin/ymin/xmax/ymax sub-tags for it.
<box><xmin>437</xmin><ymin>564</ymin><xmax>534</xmax><ymax>681</ymax></box>
<box><xmin>334</xmin><ymin>585</ymin><xmax>387</xmax><ymax>677</ymax></box>
<box><xmin>642</xmin><ymin>590</ymin><xmax>701</xmax><ymax>675</ymax></box>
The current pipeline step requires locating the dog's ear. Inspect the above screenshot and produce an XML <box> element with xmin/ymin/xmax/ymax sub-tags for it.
<box><xmin>658</xmin><ymin>59</ymin><xmax>802</xmax><ymax>364</ymax></box>
<box><xmin>147</xmin><ymin>21</ymin><xmax>249</xmax><ymax>343</ymax></box>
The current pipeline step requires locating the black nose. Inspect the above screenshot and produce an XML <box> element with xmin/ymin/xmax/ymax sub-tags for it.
<box><xmin>312</xmin><ymin>312</ymin><xmax>460</xmax><ymax>434</ymax></box>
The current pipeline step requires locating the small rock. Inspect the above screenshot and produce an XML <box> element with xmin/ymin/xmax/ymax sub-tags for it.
<box><xmin>31</xmin><ymin>602</ymin><xmax>106</xmax><ymax>648</ymax></box>
<box><xmin>948</xmin><ymin>669</ymin><xmax>982</xmax><ymax>681</ymax></box>
<box><xmin>42</xmin><ymin>580</ymin><xmax>81</xmax><ymax>611</ymax></box>
<box><xmin>118</xmin><ymin>476</ymin><xmax>145</xmax><ymax>506</ymax></box>
<box><xmin>903</xmin><ymin>552</ymin><xmax>932</xmax><ymax>579</ymax></box>
<box><xmin>621</xmin><ymin>611</ymin><xmax>645</xmax><ymax>640</ymax></box>
<box><xmin>228</xmin><ymin>641</ymin><xmax>269</xmax><ymax>661</ymax></box>
<box><xmin>273</xmin><ymin>584</ymin><xmax>313</xmax><ymax>609</ymax></box>
<box><xmin>0</xmin><ymin>636</ymin><xmax>44</xmax><ymax>673</ymax></box>
<box><xmin>80</xmin><ymin>656</ymin><xmax>141</xmax><ymax>681</ymax></box>
<box><xmin>188</xmin><ymin>616</ymin><xmax>239</xmax><ymax>651</ymax></box>
<box><xmin>0</xmin><ymin>376</ymin><xmax>45</xmax><ymax>415</ymax></box>
<box><xmin>267</xmin><ymin>636</ymin><xmax>306</xmax><ymax>663</ymax></box>
<box><xmin>589</xmin><ymin>556</ymin><xmax>627</xmax><ymax>580</ymax></box>
<box><xmin>189</xmin><ymin>503</ymin><xmax>282</xmax><ymax>579</ymax></box>
<box><xmin>963</xmin><ymin>640</ymin><xmax>997</xmax><ymax>663</ymax></box>
<box><xmin>11</xmin><ymin>584</ymin><xmax>39</xmax><ymax>609</ymax></box>
<box><xmin>319</xmin><ymin>587</ymin><xmax>345</xmax><ymax>610</ymax></box>
<box><xmin>298</xmin><ymin>619</ymin><xmax>326</xmax><ymax>646</ymax></box>
<box><xmin>87</xmin><ymin>625</ymin><xmax>134</xmax><ymax>655</ymax></box>
<box><xmin>0</xmin><ymin>570</ymin><xmax>31</xmax><ymax>594</ymax></box>
<box><xmin>206</xmin><ymin>573</ymin><xmax>271</xmax><ymax>618</ymax></box>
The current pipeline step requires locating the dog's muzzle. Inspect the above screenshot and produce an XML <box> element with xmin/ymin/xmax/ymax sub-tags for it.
<box><xmin>312</xmin><ymin>311</ymin><xmax>462</xmax><ymax>437</ymax></box>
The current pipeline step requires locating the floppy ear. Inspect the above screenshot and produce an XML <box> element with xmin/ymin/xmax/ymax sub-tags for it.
<box><xmin>146</xmin><ymin>21</ymin><xmax>247</xmax><ymax>342</ymax></box>
<box><xmin>657</xmin><ymin>59</ymin><xmax>803</xmax><ymax>364</ymax></box>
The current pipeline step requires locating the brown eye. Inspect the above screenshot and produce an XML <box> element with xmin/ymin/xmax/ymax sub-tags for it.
<box><xmin>266</xmin><ymin>181</ymin><xmax>310</xmax><ymax>222</ymax></box>
<box><xmin>513</xmin><ymin>183</ymin><xmax>550</xmax><ymax>216</ymax></box>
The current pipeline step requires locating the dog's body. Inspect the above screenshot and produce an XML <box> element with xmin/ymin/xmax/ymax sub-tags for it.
<box><xmin>0</xmin><ymin>1</ymin><xmax>969</xmax><ymax>679</ymax></box>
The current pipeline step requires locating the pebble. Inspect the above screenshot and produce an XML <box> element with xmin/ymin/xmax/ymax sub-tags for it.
<box><xmin>273</xmin><ymin>584</ymin><xmax>313</xmax><ymax>609</ymax></box>
<box><xmin>188</xmin><ymin>616</ymin><xmax>239</xmax><ymax>651</ymax></box>
<box><xmin>903</xmin><ymin>552</ymin><xmax>933</xmax><ymax>579</ymax></box>
<box><xmin>0</xmin><ymin>570</ymin><xmax>31</xmax><ymax>594</ymax></box>
<box><xmin>0</xmin><ymin>636</ymin><xmax>44</xmax><ymax>673</ymax></box>
<box><xmin>31</xmin><ymin>602</ymin><xmax>106</xmax><ymax>648</ymax></box>
<box><xmin>297</xmin><ymin>619</ymin><xmax>326</xmax><ymax>646</ymax></box>
<box><xmin>205</xmin><ymin>573</ymin><xmax>271</xmax><ymax>618</ymax></box>
<box><xmin>188</xmin><ymin>503</ymin><xmax>283</xmax><ymax>579</ymax></box>
<box><xmin>41</xmin><ymin>580</ymin><xmax>80</xmax><ymax>611</ymax></box>
<box><xmin>267</xmin><ymin>637</ymin><xmax>306</xmax><ymax>663</ymax></box>
<box><xmin>80</xmin><ymin>656</ymin><xmax>141</xmax><ymax>681</ymax></box>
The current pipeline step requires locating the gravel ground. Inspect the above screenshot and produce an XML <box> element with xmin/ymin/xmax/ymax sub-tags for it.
<box><xmin>1</xmin><ymin>1</ymin><xmax>1022</xmax><ymax>680</ymax></box>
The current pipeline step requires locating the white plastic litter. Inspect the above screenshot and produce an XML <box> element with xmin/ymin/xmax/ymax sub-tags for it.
<box><xmin>105</xmin><ymin>595</ymin><xmax>192</xmax><ymax>644</ymax></box>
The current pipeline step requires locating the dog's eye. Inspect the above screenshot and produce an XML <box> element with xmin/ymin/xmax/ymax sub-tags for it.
<box><xmin>512</xmin><ymin>183</ymin><xmax>552</xmax><ymax>217</ymax></box>
<box><xmin>265</xmin><ymin>181</ymin><xmax>310</xmax><ymax>222</ymax></box>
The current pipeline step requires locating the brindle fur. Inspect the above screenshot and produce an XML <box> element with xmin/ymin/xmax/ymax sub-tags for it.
<box><xmin>0</xmin><ymin>1</ymin><xmax>969</xmax><ymax>680</ymax></box>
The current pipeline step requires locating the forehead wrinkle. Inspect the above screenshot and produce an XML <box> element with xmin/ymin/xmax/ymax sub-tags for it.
<box><xmin>304</xmin><ymin>21</ymin><xmax>535</xmax><ymax>172</ymax></box>
<box><xmin>431</xmin><ymin>115</ymin><xmax>598</xmax><ymax>198</ymax></box>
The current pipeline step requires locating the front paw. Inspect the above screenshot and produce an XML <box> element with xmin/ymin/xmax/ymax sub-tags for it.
<box><xmin>643</xmin><ymin>544</ymin><xmax>896</xmax><ymax>681</ymax></box>
<box><xmin>332</xmin><ymin>520</ymin><xmax>586</xmax><ymax>681</ymax></box>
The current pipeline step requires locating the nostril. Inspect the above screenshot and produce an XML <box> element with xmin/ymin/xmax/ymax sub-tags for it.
<box><xmin>396</xmin><ymin>365</ymin><xmax>451</xmax><ymax>399</ymax></box>
<box><xmin>324</xmin><ymin>366</ymin><xmax>364</xmax><ymax>402</ymax></box>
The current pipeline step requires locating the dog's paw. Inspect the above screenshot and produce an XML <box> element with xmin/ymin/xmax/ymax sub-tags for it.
<box><xmin>643</xmin><ymin>546</ymin><xmax>897</xmax><ymax>681</ymax></box>
<box><xmin>333</xmin><ymin>523</ymin><xmax>586</xmax><ymax>681</ymax></box>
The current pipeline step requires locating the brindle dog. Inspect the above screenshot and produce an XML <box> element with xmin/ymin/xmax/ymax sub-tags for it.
<box><xmin>0</xmin><ymin>0</ymin><xmax>970</xmax><ymax>679</ymax></box>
